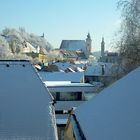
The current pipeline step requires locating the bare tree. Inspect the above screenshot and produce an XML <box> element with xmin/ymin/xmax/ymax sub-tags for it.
<box><xmin>117</xmin><ymin>0</ymin><xmax>140</xmax><ymax>73</ymax></box>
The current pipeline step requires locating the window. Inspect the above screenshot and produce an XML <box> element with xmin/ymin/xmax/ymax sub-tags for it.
<box><xmin>51</xmin><ymin>92</ymin><xmax>82</xmax><ymax>101</ymax></box>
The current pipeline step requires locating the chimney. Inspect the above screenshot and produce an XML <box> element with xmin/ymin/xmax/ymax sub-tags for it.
<box><xmin>101</xmin><ymin>64</ymin><xmax>105</xmax><ymax>75</ymax></box>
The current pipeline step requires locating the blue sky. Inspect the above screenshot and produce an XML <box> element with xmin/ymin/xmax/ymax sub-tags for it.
<box><xmin>0</xmin><ymin>0</ymin><xmax>121</xmax><ymax>51</ymax></box>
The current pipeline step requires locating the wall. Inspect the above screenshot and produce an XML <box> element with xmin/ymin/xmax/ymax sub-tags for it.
<box><xmin>64</xmin><ymin>120</ymin><xmax>76</xmax><ymax>140</ymax></box>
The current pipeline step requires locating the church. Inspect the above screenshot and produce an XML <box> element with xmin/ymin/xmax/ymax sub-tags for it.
<box><xmin>100</xmin><ymin>37</ymin><xmax>119</xmax><ymax>63</ymax></box>
<box><xmin>59</xmin><ymin>33</ymin><xmax>92</xmax><ymax>59</ymax></box>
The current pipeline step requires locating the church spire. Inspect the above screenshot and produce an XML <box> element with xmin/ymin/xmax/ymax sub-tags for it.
<box><xmin>87</xmin><ymin>32</ymin><xmax>91</xmax><ymax>39</ymax></box>
<box><xmin>86</xmin><ymin>33</ymin><xmax>92</xmax><ymax>58</ymax></box>
<box><xmin>101</xmin><ymin>37</ymin><xmax>105</xmax><ymax>57</ymax></box>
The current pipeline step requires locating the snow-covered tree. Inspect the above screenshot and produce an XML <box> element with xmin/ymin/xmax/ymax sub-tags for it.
<box><xmin>0</xmin><ymin>36</ymin><xmax>12</xmax><ymax>58</ymax></box>
<box><xmin>0</xmin><ymin>27</ymin><xmax>53</xmax><ymax>61</ymax></box>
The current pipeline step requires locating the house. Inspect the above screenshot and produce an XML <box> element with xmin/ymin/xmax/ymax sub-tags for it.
<box><xmin>65</xmin><ymin>67</ymin><xmax>140</xmax><ymax>140</ymax></box>
<box><xmin>60</xmin><ymin>33</ymin><xmax>92</xmax><ymax>59</ymax></box>
<box><xmin>0</xmin><ymin>60</ymin><xmax>58</xmax><ymax>140</ymax></box>
<box><xmin>38</xmin><ymin>47</ymin><xmax>47</xmax><ymax>63</ymax></box>
<box><xmin>44</xmin><ymin>81</ymin><xmax>97</xmax><ymax>140</ymax></box>
<box><xmin>100</xmin><ymin>51</ymin><xmax>120</xmax><ymax>63</ymax></box>
<box><xmin>85</xmin><ymin>62</ymin><xmax>118</xmax><ymax>86</ymax></box>
<box><xmin>38</xmin><ymin>64</ymin><xmax>103</xmax><ymax>139</ymax></box>
<box><xmin>99</xmin><ymin>37</ymin><xmax>120</xmax><ymax>63</ymax></box>
<box><xmin>21</xmin><ymin>41</ymin><xmax>47</xmax><ymax>63</ymax></box>
<box><xmin>21</xmin><ymin>41</ymin><xmax>37</xmax><ymax>53</ymax></box>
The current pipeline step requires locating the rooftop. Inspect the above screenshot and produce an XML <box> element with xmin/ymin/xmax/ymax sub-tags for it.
<box><xmin>0</xmin><ymin>60</ymin><xmax>57</xmax><ymax>140</ymax></box>
<box><xmin>39</xmin><ymin>71</ymin><xmax>84</xmax><ymax>83</ymax></box>
<box><xmin>60</xmin><ymin>40</ymin><xmax>86</xmax><ymax>52</ymax></box>
<box><xmin>75</xmin><ymin>67</ymin><xmax>140</xmax><ymax>140</ymax></box>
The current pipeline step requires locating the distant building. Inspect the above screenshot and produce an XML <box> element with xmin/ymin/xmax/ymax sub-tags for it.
<box><xmin>38</xmin><ymin>47</ymin><xmax>47</xmax><ymax>63</ymax></box>
<box><xmin>100</xmin><ymin>37</ymin><xmax>119</xmax><ymax>63</ymax></box>
<box><xmin>21</xmin><ymin>41</ymin><xmax>37</xmax><ymax>53</ymax></box>
<box><xmin>85</xmin><ymin>62</ymin><xmax>118</xmax><ymax>86</ymax></box>
<box><xmin>65</xmin><ymin>66</ymin><xmax>140</xmax><ymax>140</ymax></box>
<box><xmin>60</xmin><ymin>33</ymin><xmax>92</xmax><ymax>59</ymax></box>
<box><xmin>21</xmin><ymin>41</ymin><xmax>47</xmax><ymax>63</ymax></box>
<box><xmin>101</xmin><ymin>37</ymin><xmax>105</xmax><ymax>57</ymax></box>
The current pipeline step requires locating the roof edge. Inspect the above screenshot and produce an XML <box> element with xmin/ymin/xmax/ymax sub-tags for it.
<box><xmin>0</xmin><ymin>59</ymin><xmax>30</xmax><ymax>62</ymax></box>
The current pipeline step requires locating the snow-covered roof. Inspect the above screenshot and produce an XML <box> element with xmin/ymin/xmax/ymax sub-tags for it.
<box><xmin>53</xmin><ymin>62</ymin><xmax>85</xmax><ymax>72</ymax></box>
<box><xmin>60</xmin><ymin>40</ymin><xmax>86</xmax><ymax>52</ymax></box>
<box><xmin>60</xmin><ymin>49</ymin><xmax>78</xmax><ymax>58</ymax></box>
<box><xmin>22</xmin><ymin>41</ymin><xmax>37</xmax><ymax>53</ymax></box>
<box><xmin>85</xmin><ymin>62</ymin><xmax>117</xmax><ymax>76</ymax></box>
<box><xmin>75</xmin><ymin>67</ymin><xmax>140</xmax><ymax>140</ymax></box>
<box><xmin>45</xmin><ymin>82</ymin><xmax>96</xmax><ymax>93</ymax></box>
<box><xmin>34</xmin><ymin>64</ymin><xmax>42</xmax><ymax>70</ymax></box>
<box><xmin>45</xmin><ymin>82</ymin><xmax>93</xmax><ymax>87</ymax></box>
<box><xmin>0</xmin><ymin>60</ymin><xmax>57</xmax><ymax>140</ymax></box>
<box><xmin>44</xmin><ymin>81</ymin><xmax>71</xmax><ymax>86</ymax></box>
<box><xmin>76</xmin><ymin>67</ymin><xmax>84</xmax><ymax>72</ymax></box>
<box><xmin>65</xmin><ymin>67</ymin><xmax>76</xmax><ymax>72</ymax></box>
<box><xmin>52</xmin><ymin>62</ymin><xmax>75</xmax><ymax>71</ymax></box>
<box><xmin>55</xmin><ymin>101</ymin><xmax>84</xmax><ymax>111</ymax></box>
<box><xmin>39</xmin><ymin>72</ymin><xmax>84</xmax><ymax>83</ymax></box>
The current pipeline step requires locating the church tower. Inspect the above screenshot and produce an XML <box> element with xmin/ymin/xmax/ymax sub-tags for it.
<box><xmin>101</xmin><ymin>37</ymin><xmax>105</xmax><ymax>57</ymax></box>
<box><xmin>86</xmin><ymin>33</ymin><xmax>92</xmax><ymax>58</ymax></box>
